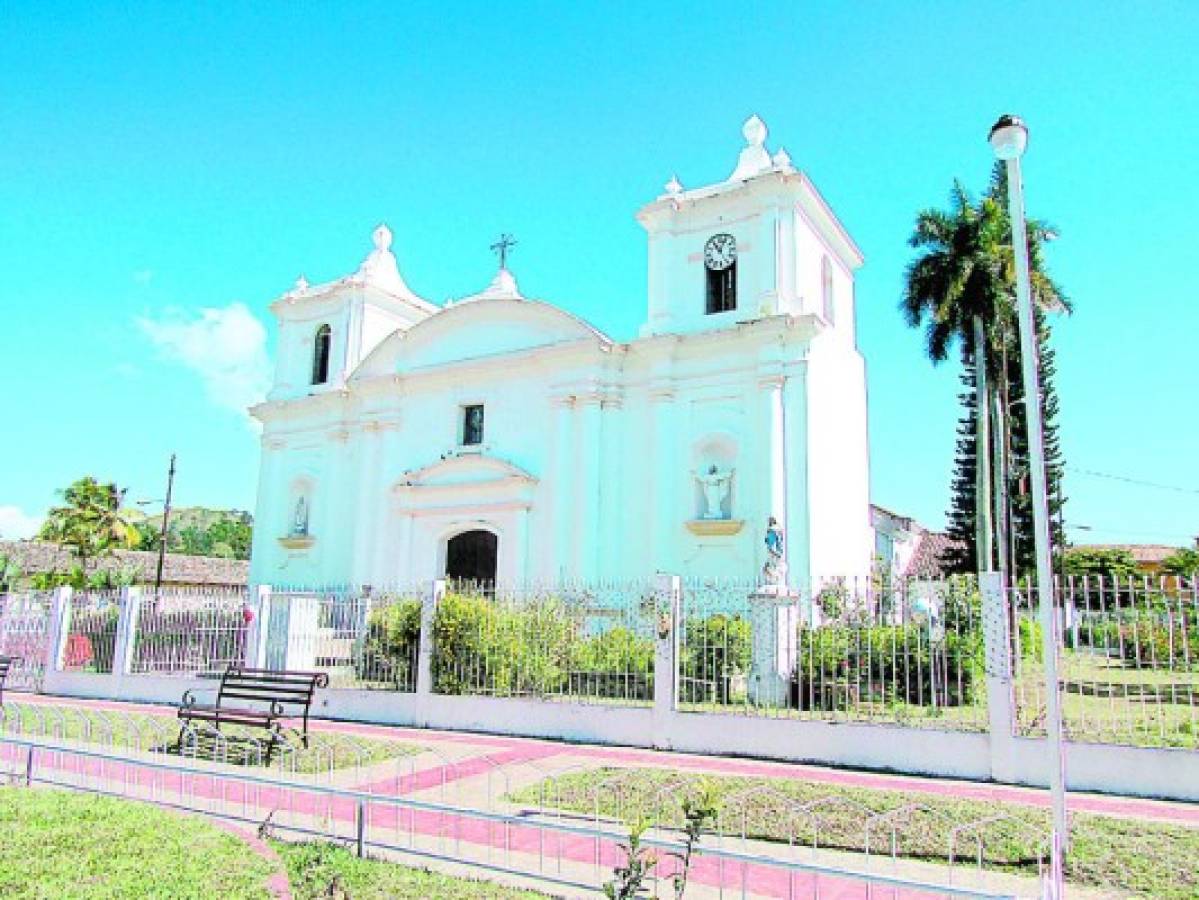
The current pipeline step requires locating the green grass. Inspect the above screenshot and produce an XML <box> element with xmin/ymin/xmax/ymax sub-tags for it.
<box><xmin>1014</xmin><ymin>651</ymin><xmax>1198</xmax><ymax>749</ymax></box>
<box><xmin>0</xmin><ymin>787</ymin><xmax>276</xmax><ymax>899</ymax></box>
<box><xmin>509</xmin><ymin>767</ymin><xmax>1199</xmax><ymax>899</ymax></box>
<box><xmin>2</xmin><ymin>701</ymin><xmax>421</xmax><ymax>773</ymax></box>
<box><xmin>274</xmin><ymin>840</ymin><xmax>558</xmax><ymax>899</ymax></box>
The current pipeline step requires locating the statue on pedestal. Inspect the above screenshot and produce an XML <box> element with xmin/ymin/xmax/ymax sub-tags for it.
<box><xmin>695</xmin><ymin>464</ymin><xmax>733</xmax><ymax>520</ymax></box>
<box><xmin>762</xmin><ymin>516</ymin><xmax>786</xmax><ymax>585</ymax></box>
<box><xmin>291</xmin><ymin>497</ymin><xmax>309</xmax><ymax>537</ymax></box>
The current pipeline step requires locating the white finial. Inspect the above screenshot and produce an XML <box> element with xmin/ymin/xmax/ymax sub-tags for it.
<box><xmin>728</xmin><ymin>114</ymin><xmax>774</xmax><ymax>182</ymax></box>
<box><xmin>294</xmin><ymin>273</ymin><xmax>309</xmax><ymax>292</ymax></box>
<box><xmin>772</xmin><ymin>146</ymin><xmax>792</xmax><ymax>168</ymax></box>
<box><xmin>743</xmin><ymin>114</ymin><xmax>768</xmax><ymax>147</ymax></box>
<box><xmin>372</xmin><ymin>223</ymin><xmax>392</xmax><ymax>251</ymax></box>
<box><xmin>665</xmin><ymin>174</ymin><xmax>683</xmax><ymax>195</ymax></box>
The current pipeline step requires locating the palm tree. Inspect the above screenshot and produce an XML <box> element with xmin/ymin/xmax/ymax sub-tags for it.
<box><xmin>38</xmin><ymin>477</ymin><xmax>138</xmax><ymax>580</ymax></box>
<box><xmin>902</xmin><ymin>168</ymin><xmax>1067</xmax><ymax>576</ymax></box>
<box><xmin>902</xmin><ymin>182</ymin><xmax>1009</xmax><ymax>574</ymax></box>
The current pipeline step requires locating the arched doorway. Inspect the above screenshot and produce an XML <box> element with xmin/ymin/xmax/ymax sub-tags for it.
<box><xmin>445</xmin><ymin>529</ymin><xmax>498</xmax><ymax>585</ymax></box>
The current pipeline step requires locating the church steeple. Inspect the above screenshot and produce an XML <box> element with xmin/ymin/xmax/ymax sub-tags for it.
<box><xmin>636</xmin><ymin>116</ymin><xmax>863</xmax><ymax>339</ymax></box>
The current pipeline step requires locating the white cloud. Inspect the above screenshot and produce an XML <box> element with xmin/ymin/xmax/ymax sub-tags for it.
<box><xmin>0</xmin><ymin>505</ymin><xmax>42</xmax><ymax>540</ymax></box>
<box><xmin>133</xmin><ymin>269</ymin><xmax>155</xmax><ymax>285</ymax></box>
<box><xmin>137</xmin><ymin>302</ymin><xmax>271</xmax><ymax>419</ymax></box>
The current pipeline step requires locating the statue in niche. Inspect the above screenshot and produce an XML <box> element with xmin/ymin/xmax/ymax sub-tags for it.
<box><xmin>762</xmin><ymin>516</ymin><xmax>786</xmax><ymax>585</ymax></box>
<box><xmin>694</xmin><ymin>464</ymin><xmax>734</xmax><ymax>520</ymax></box>
<box><xmin>291</xmin><ymin>496</ymin><xmax>309</xmax><ymax>537</ymax></box>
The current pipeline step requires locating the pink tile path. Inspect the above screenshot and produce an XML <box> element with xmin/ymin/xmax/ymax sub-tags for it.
<box><xmin>17</xmin><ymin>692</ymin><xmax>1198</xmax><ymax>827</ymax></box>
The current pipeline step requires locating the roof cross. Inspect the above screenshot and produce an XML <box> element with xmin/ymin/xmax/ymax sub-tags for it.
<box><xmin>490</xmin><ymin>233</ymin><xmax>517</xmax><ymax>270</ymax></box>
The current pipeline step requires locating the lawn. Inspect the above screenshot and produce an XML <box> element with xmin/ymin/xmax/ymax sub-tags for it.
<box><xmin>275</xmin><ymin>840</ymin><xmax>558</xmax><ymax>899</ymax></box>
<box><xmin>0</xmin><ymin>701</ymin><xmax>421</xmax><ymax>773</ymax></box>
<box><xmin>509</xmin><ymin>767</ymin><xmax>1199</xmax><ymax>899</ymax></box>
<box><xmin>0</xmin><ymin>787</ymin><xmax>277</xmax><ymax>899</ymax></box>
<box><xmin>1014</xmin><ymin>651</ymin><xmax>1198</xmax><ymax>749</ymax></box>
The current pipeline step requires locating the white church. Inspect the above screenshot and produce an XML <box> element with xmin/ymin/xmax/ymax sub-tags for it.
<box><xmin>248</xmin><ymin>117</ymin><xmax>872</xmax><ymax>589</ymax></box>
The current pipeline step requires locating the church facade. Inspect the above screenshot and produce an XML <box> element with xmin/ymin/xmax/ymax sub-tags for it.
<box><xmin>248</xmin><ymin>117</ymin><xmax>872</xmax><ymax>588</ymax></box>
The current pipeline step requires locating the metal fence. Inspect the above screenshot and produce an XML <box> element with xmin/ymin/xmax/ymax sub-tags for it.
<box><xmin>61</xmin><ymin>590</ymin><xmax>122</xmax><ymax>674</ymax></box>
<box><xmin>430</xmin><ymin>580</ymin><xmax>658</xmax><ymax>705</ymax></box>
<box><xmin>0</xmin><ymin>712</ymin><xmax>1033</xmax><ymax>899</ymax></box>
<box><xmin>1013</xmin><ymin>574</ymin><xmax>1198</xmax><ymax>749</ymax></box>
<box><xmin>131</xmin><ymin>588</ymin><xmax>251</xmax><ymax>677</ymax></box>
<box><xmin>270</xmin><ymin>586</ymin><xmax>424</xmax><ymax>691</ymax></box>
<box><xmin>676</xmin><ymin>576</ymin><xmax>989</xmax><ymax>731</ymax></box>
<box><xmin>0</xmin><ymin>591</ymin><xmax>52</xmax><ymax>690</ymax></box>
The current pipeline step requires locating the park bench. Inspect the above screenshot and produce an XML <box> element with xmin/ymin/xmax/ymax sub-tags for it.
<box><xmin>176</xmin><ymin>665</ymin><xmax>329</xmax><ymax>761</ymax></box>
<box><xmin>0</xmin><ymin>656</ymin><xmax>14</xmax><ymax>707</ymax></box>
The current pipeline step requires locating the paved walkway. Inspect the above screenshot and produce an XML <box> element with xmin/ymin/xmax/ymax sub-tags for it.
<box><xmin>17</xmin><ymin>691</ymin><xmax>1199</xmax><ymax>827</ymax></box>
<box><xmin>12</xmin><ymin>691</ymin><xmax>1192</xmax><ymax>897</ymax></box>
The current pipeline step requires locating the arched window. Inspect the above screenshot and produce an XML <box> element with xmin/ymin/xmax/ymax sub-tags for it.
<box><xmin>821</xmin><ymin>256</ymin><xmax>835</xmax><ymax>324</ymax></box>
<box><xmin>311</xmin><ymin>324</ymin><xmax>331</xmax><ymax>385</ymax></box>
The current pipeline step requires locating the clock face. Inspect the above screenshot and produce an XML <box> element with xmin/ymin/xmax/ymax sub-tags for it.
<box><xmin>704</xmin><ymin>233</ymin><xmax>736</xmax><ymax>271</ymax></box>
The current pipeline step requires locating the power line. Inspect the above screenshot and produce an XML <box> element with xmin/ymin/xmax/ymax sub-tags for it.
<box><xmin>1066</xmin><ymin>465</ymin><xmax>1199</xmax><ymax>496</ymax></box>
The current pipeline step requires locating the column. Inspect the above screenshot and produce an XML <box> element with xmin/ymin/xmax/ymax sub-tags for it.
<box><xmin>551</xmin><ymin>395</ymin><xmax>575</xmax><ymax>581</ymax></box>
<box><xmin>649</xmin><ymin>387</ymin><xmax>677</xmax><ymax>573</ymax></box>
<box><xmin>574</xmin><ymin>395</ymin><xmax>603</xmax><ymax>579</ymax></box>
<box><xmin>514</xmin><ymin>506</ymin><xmax>530</xmax><ymax>584</ymax></box>
<box><xmin>351</xmin><ymin>423</ymin><xmax>381</xmax><ymax>585</ymax></box>
<box><xmin>369</xmin><ymin>423</ymin><xmax>399</xmax><ymax>585</ymax></box>
<box><xmin>760</xmin><ymin>375</ymin><xmax>788</xmax><ymax>575</ymax></box>
<box><xmin>783</xmin><ymin>365</ymin><xmax>811</xmax><ymax>591</ymax></box>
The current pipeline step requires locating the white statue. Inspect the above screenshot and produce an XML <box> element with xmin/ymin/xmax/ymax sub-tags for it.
<box><xmin>762</xmin><ymin>516</ymin><xmax>786</xmax><ymax>586</ymax></box>
<box><xmin>291</xmin><ymin>496</ymin><xmax>309</xmax><ymax>537</ymax></box>
<box><xmin>695</xmin><ymin>464</ymin><xmax>733</xmax><ymax>520</ymax></box>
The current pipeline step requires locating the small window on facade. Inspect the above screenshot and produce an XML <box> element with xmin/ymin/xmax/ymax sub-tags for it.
<box><xmin>703</xmin><ymin>233</ymin><xmax>737</xmax><ymax>315</ymax></box>
<box><xmin>312</xmin><ymin>324</ymin><xmax>332</xmax><ymax>385</ymax></box>
<box><xmin>821</xmin><ymin>256</ymin><xmax>835</xmax><ymax>324</ymax></box>
<box><xmin>462</xmin><ymin>404</ymin><xmax>485</xmax><ymax>446</ymax></box>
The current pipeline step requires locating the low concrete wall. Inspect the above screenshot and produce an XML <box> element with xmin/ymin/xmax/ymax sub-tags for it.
<box><xmin>30</xmin><ymin>582</ymin><xmax>1199</xmax><ymax>803</ymax></box>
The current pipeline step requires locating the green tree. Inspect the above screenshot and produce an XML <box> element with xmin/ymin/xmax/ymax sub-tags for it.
<box><xmin>1161</xmin><ymin>547</ymin><xmax>1199</xmax><ymax>577</ymax></box>
<box><xmin>1062</xmin><ymin>547</ymin><xmax>1139</xmax><ymax>580</ymax></box>
<box><xmin>903</xmin><ymin>166</ymin><xmax>1067</xmax><ymax>576</ymax></box>
<box><xmin>206</xmin><ymin>517</ymin><xmax>252</xmax><ymax>560</ymax></box>
<box><xmin>903</xmin><ymin>181</ymin><xmax>1011</xmax><ymax>574</ymax></box>
<box><xmin>0</xmin><ymin>554</ymin><xmax>22</xmax><ymax>592</ymax></box>
<box><xmin>38</xmin><ymin>477</ymin><xmax>137</xmax><ymax>578</ymax></box>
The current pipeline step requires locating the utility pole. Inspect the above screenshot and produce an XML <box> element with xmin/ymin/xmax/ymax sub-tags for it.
<box><xmin>153</xmin><ymin>453</ymin><xmax>177</xmax><ymax>599</ymax></box>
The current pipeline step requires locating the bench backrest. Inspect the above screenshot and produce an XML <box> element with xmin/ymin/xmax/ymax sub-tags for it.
<box><xmin>215</xmin><ymin>666</ymin><xmax>329</xmax><ymax>732</ymax></box>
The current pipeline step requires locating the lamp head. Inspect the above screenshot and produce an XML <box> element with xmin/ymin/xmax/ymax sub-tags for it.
<box><xmin>989</xmin><ymin>114</ymin><xmax>1028</xmax><ymax>161</ymax></box>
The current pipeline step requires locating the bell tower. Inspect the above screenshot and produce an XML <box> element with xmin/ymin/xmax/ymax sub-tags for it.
<box><xmin>636</xmin><ymin>116</ymin><xmax>864</xmax><ymax>340</ymax></box>
<box><xmin>266</xmin><ymin>225</ymin><xmax>438</xmax><ymax>401</ymax></box>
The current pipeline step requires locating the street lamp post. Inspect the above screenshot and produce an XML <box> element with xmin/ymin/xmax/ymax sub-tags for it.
<box><xmin>989</xmin><ymin>117</ymin><xmax>1069</xmax><ymax>869</ymax></box>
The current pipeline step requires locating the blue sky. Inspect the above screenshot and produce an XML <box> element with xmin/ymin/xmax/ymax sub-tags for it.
<box><xmin>1</xmin><ymin>2</ymin><xmax>1196</xmax><ymax>548</ymax></box>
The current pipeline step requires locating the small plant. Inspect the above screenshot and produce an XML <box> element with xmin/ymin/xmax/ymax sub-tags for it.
<box><xmin>668</xmin><ymin>780</ymin><xmax>720</xmax><ymax>898</ymax></box>
<box><xmin>604</xmin><ymin>817</ymin><xmax>657</xmax><ymax>900</ymax></box>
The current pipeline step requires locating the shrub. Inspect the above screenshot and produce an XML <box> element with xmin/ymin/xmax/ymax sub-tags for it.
<box><xmin>432</xmin><ymin>592</ymin><xmax>580</xmax><ymax>697</ymax></box>
<box><xmin>356</xmin><ymin>599</ymin><xmax>421</xmax><ymax>689</ymax></box>
<box><xmin>680</xmin><ymin>614</ymin><xmax>751</xmax><ymax>704</ymax></box>
<box><xmin>793</xmin><ymin>622</ymin><xmax>983</xmax><ymax>709</ymax></box>
<box><xmin>569</xmin><ymin>626</ymin><xmax>655</xmax><ymax>700</ymax></box>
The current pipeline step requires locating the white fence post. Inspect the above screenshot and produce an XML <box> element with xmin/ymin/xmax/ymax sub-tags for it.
<box><xmin>652</xmin><ymin>573</ymin><xmax>681</xmax><ymax>750</ymax></box>
<box><xmin>47</xmin><ymin>586</ymin><xmax>74</xmax><ymax>673</ymax></box>
<box><xmin>981</xmin><ymin>571</ymin><xmax>1017</xmax><ymax>782</ymax></box>
<box><xmin>113</xmin><ymin>586</ymin><xmax>143</xmax><ymax>677</ymax></box>
<box><xmin>246</xmin><ymin>585</ymin><xmax>272</xmax><ymax>669</ymax></box>
<box><xmin>416</xmin><ymin>580</ymin><xmax>444</xmax><ymax>699</ymax></box>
